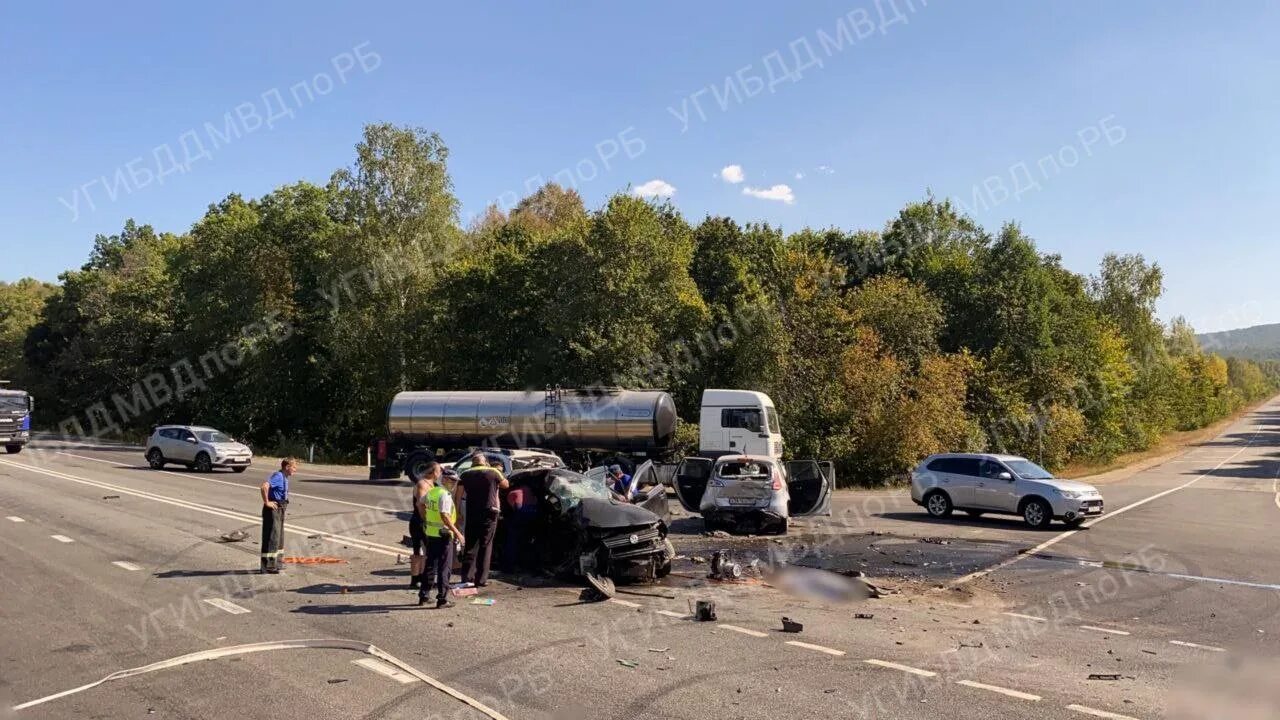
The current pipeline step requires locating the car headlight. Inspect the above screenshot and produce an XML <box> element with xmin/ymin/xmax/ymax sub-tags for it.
<box><xmin>1058</xmin><ymin>489</ymin><xmax>1084</xmax><ymax>499</ymax></box>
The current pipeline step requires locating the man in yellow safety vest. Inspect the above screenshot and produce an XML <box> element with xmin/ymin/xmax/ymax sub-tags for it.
<box><xmin>416</xmin><ymin>461</ymin><xmax>463</xmax><ymax>608</ymax></box>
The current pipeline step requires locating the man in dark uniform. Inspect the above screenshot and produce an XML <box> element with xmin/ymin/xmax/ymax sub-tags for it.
<box><xmin>455</xmin><ymin>453</ymin><xmax>508</xmax><ymax>587</ymax></box>
<box><xmin>259</xmin><ymin>458</ymin><xmax>296</xmax><ymax>574</ymax></box>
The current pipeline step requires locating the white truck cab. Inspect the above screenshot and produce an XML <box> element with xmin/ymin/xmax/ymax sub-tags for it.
<box><xmin>698</xmin><ymin>389</ymin><xmax>783</xmax><ymax>459</ymax></box>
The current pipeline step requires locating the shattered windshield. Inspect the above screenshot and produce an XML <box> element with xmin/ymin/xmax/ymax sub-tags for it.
<box><xmin>717</xmin><ymin>460</ymin><xmax>772</xmax><ymax>478</ymax></box>
<box><xmin>547</xmin><ymin>469</ymin><xmax>612</xmax><ymax>509</ymax></box>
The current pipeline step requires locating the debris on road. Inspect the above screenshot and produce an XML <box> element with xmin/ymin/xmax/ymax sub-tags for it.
<box><xmin>617</xmin><ymin>659</ymin><xmax>639</xmax><ymax>669</ymax></box>
<box><xmin>648</xmin><ymin>647</ymin><xmax>670</xmax><ymax>653</ymax></box>
<box><xmin>781</xmin><ymin>617</ymin><xmax>803</xmax><ymax>633</ymax></box>
<box><xmin>919</xmin><ymin>537</ymin><xmax>949</xmax><ymax>545</ymax></box>
<box><xmin>693</xmin><ymin>600</ymin><xmax>717</xmax><ymax>622</ymax></box>
<box><xmin>283</xmin><ymin>556</ymin><xmax>345</xmax><ymax>564</ymax></box>
<box><xmin>327</xmin><ymin>678</ymin><xmax>348</xmax><ymax>684</ymax></box>
<box><xmin>471</xmin><ymin>598</ymin><xmax>496</xmax><ymax>606</ymax></box>
<box><xmin>1087</xmin><ymin>673</ymin><xmax>1134</xmax><ymax>681</ymax></box>
<box><xmin>218</xmin><ymin>530</ymin><xmax>249</xmax><ymax>543</ymax></box>
<box><xmin>102</xmin><ymin>495</ymin><xmax>120</xmax><ymax>500</ymax></box>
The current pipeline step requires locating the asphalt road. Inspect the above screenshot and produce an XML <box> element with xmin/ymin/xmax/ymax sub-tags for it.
<box><xmin>2</xmin><ymin>401</ymin><xmax>1277</xmax><ymax>719</ymax></box>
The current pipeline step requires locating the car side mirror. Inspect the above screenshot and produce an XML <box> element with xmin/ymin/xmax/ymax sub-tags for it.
<box><xmin>186</xmin><ymin>437</ymin><xmax>198</xmax><ymax>444</ymax></box>
<box><xmin>998</xmin><ymin>472</ymin><xmax>1013</xmax><ymax>481</ymax></box>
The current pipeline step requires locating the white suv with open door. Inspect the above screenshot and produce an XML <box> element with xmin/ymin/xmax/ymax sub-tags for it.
<box><xmin>910</xmin><ymin>453</ymin><xmax>1103</xmax><ymax>528</ymax></box>
<box><xmin>673</xmin><ymin>455</ymin><xmax>833</xmax><ymax>534</ymax></box>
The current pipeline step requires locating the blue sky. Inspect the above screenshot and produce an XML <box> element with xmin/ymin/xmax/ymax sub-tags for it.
<box><xmin>2</xmin><ymin>1</ymin><xmax>1276</xmax><ymax>332</ymax></box>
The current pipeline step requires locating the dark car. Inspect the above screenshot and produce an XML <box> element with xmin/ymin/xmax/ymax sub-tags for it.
<box><xmin>500</xmin><ymin>467</ymin><xmax>674</xmax><ymax>586</ymax></box>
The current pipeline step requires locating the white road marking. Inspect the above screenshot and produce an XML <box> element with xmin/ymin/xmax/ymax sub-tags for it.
<box><xmin>863</xmin><ymin>659</ymin><xmax>937</xmax><ymax>677</ymax></box>
<box><xmin>609</xmin><ymin>599</ymin><xmax>642</xmax><ymax>608</ymax></box>
<box><xmin>50</xmin><ymin>534</ymin><xmax>74</xmax><ymax>543</ymax></box>
<box><xmin>1169</xmin><ymin>640</ymin><xmax>1225</xmax><ymax>652</ymax></box>
<box><xmin>955</xmin><ymin>679</ymin><xmax>1041</xmax><ymax>701</ymax></box>
<box><xmin>1080</xmin><ymin>625</ymin><xmax>1131</xmax><ymax>636</ymax></box>
<box><xmin>719</xmin><ymin>624</ymin><xmax>768</xmax><ymax>638</ymax></box>
<box><xmin>5</xmin><ymin>516</ymin><xmax>24</xmax><ymax>522</ymax></box>
<box><xmin>1067</xmin><ymin>704</ymin><xmax>1140</xmax><ymax>720</ymax></box>
<box><xmin>59</xmin><ymin>452</ymin><xmax>394</xmax><ymax>513</ymax></box>
<box><xmin>1003</xmin><ymin>612</ymin><xmax>1047</xmax><ymax>622</ymax></box>
<box><xmin>111</xmin><ymin>561</ymin><xmax>141</xmax><ymax>571</ymax></box>
<box><xmin>353</xmin><ymin>658</ymin><xmax>419</xmax><ymax>684</ymax></box>
<box><xmin>201</xmin><ymin>598</ymin><xmax>251</xmax><ymax>615</ymax></box>
<box><xmin>951</xmin><ymin>425</ymin><xmax>1264</xmax><ymax>587</ymax></box>
<box><xmin>1164</xmin><ymin>572</ymin><xmax>1280</xmax><ymax>591</ymax></box>
<box><xmin>784</xmin><ymin>641</ymin><xmax>846</xmax><ymax>656</ymax></box>
<box><xmin>654</xmin><ymin>610</ymin><xmax>688</xmax><ymax>620</ymax></box>
<box><xmin>0</xmin><ymin>459</ymin><xmax>405</xmax><ymax>558</ymax></box>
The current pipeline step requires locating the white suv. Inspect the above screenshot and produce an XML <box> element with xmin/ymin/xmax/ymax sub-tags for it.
<box><xmin>910</xmin><ymin>453</ymin><xmax>1103</xmax><ymax>528</ymax></box>
<box><xmin>145</xmin><ymin>425</ymin><xmax>253</xmax><ymax>473</ymax></box>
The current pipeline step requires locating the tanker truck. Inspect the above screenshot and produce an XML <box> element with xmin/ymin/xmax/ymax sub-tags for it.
<box><xmin>0</xmin><ymin>382</ymin><xmax>34</xmax><ymax>454</ymax></box>
<box><xmin>367</xmin><ymin>386</ymin><xmax>783</xmax><ymax>481</ymax></box>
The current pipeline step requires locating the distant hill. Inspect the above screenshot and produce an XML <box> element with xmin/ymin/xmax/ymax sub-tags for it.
<box><xmin>1198</xmin><ymin>323</ymin><xmax>1280</xmax><ymax>360</ymax></box>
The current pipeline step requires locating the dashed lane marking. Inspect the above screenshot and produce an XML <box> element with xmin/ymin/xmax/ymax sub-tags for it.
<box><xmin>5</xmin><ymin>516</ymin><xmax>24</xmax><ymax>522</ymax></box>
<box><xmin>353</xmin><ymin>658</ymin><xmax>419</xmax><ymax>684</ymax></box>
<box><xmin>1080</xmin><ymin>625</ymin><xmax>1130</xmax><ymax>636</ymax></box>
<box><xmin>863</xmin><ymin>659</ymin><xmax>937</xmax><ymax>677</ymax></box>
<box><xmin>201</xmin><ymin>598</ymin><xmax>251</xmax><ymax>615</ymax></box>
<box><xmin>1169</xmin><ymin>640</ymin><xmax>1225</xmax><ymax>652</ymax></box>
<box><xmin>50</xmin><ymin>534</ymin><xmax>74</xmax><ymax>543</ymax></box>
<box><xmin>111</xmin><ymin>561</ymin><xmax>141</xmax><ymax>571</ymax></box>
<box><xmin>609</xmin><ymin>599</ymin><xmax>642</xmax><ymax>608</ymax></box>
<box><xmin>1003</xmin><ymin>612</ymin><xmax>1047</xmax><ymax>622</ymax></box>
<box><xmin>784</xmin><ymin>641</ymin><xmax>846</xmax><ymax>656</ymax></box>
<box><xmin>654</xmin><ymin>610</ymin><xmax>689</xmax><ymax>620</ymax></box>
<box><xmin>1067</xmin><ymin>704</ymin><xmax>1140</xmax><ymax>720</ymax></box>
<box><xmin>719</xmin><ymin>624</ymin><xmax>768</xmax><ymax>638</ymax></box>
<box><xmin>955</xmin><ymin>679</ymin><xmax>1041</xmax><ymax>701</ymax></box>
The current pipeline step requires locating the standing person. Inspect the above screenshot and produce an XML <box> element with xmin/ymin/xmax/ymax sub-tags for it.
<box><xmin>503</xmin><ymin>480</ymin><xmax>539</xmax><ymax>572</ymax></box>
<box><xmin>417</xmin><ymin>461</ymin><xmax>462</xmax><ymax>608</ymax></box>
<box><xmin>408</xmin><ymin>464</ymin><xmax>433</xmax><ymax>588</ymax></box>
<box><xmin>259</xmin><ymin>458</ymin><xmax>297</xmax><ymax>574</ymax></box>
<box><xmin>454</xmin><ymin>453</ymin><xmax>508</xmax><ymax>587</ymax></box>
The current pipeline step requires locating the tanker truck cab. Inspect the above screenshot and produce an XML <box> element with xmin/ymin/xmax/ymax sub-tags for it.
<box><xmin>699</xmin><ymin>389</ymin><xmax>783</xmax><ymax>459</ymax></box>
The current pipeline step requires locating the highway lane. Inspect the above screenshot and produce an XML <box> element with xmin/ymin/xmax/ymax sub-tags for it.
<box><xmin>0</xmin><ymin>444</ymin><xmax>1182</xmax><ymax>719</ymax></box>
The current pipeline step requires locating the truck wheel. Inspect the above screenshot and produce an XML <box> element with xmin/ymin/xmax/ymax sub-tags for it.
<box><xmin>146</xmin><ymin>448</ymin><xmax>165</xmax><ymax>469</ymax></box>
<box><xmin>405</xmin><ymin>453</ymin><xmax>433</xmax><ymax>483</ymax></box>
<box><xmin>193</xmin><ymin>452</ymin><xmax>212</xmax><ymax>473</ymax></box>
<box><xmin>5</xmin><ymin>444</ymin><xmax>22</xmax><ymax>454</ymax></box>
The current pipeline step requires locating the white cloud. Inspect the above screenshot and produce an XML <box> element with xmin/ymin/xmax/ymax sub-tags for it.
<box><xmin>742</xmin><ymin>184</ymin><xmax>795</xmax><ymax>205</ymax></box>
<box><xmin>632</xmin><ymin>179</ymin><xmax>676</xmax><ymax>198</ymax></box>
<box><xmin>816</xmin><ymin>165</ymin><xmax>835</xmax><ymax>174</ymax></box>
<box><xmin>718</xmin><ymin>164</ymin><xmax>745</xmax><ymax>184</ymax></box>
<box><xmin>794</xmin><ymin>171</ymin><xmax>805</xmax><ymax>180</ymax></box>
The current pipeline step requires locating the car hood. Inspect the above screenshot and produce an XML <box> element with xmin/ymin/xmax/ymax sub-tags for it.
<box><xmin>1031</xmin><ymin>477</ymin><xmax>1099</xmax><ymax>494</ymax></box>
<box><xmin>212</xmin><ymin>442</ymin><xmax>252</xmax><ymax>454</ymax></box>
<box><xmin>576</xmin><ymin>498</ymin><xmax>660</xmax><ymax>529</ymax></box>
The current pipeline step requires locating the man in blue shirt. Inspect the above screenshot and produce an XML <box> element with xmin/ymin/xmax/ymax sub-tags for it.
<box><xmin>608</xmin><ymin>465</ymin><xmax>633</xmax><ymax>500</ymax></box>
<box><xmin>259</xmin><ymin>458</ymin><xmax>297</xmax><ymax>574</ymax></box>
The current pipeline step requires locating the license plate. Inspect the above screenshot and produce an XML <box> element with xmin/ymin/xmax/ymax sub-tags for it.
<box><xmin>728</xmin><ymin>498</ymin><xmax>759</xmax><ymax>506</ymax></box>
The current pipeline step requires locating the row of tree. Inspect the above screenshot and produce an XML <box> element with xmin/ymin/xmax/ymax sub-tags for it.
<box><xmin>2</xmin><ymin>124</ymin><xmax>1276</xmax><ymax>484</ymax></box>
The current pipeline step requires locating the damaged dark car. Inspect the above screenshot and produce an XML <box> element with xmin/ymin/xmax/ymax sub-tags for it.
<box><xmin>499</xmin><ymin>466</ymin><xmax>675</xmax><ymax>588</ymax></box>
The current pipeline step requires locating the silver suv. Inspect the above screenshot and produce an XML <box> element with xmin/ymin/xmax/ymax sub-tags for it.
<box><xmin>910</xmin><ymin>453</ymin><xmax>1103</xmax><ymax>528</ymax></box>
<box><xmin>145</xmin><ymin>425</ymin><xmax>253</xmax><ymax>473</ymax></box>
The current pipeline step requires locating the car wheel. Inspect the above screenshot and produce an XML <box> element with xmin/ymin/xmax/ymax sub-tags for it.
<box><xmin>1022</xmin><ymin>498</ymin><xmax>1052</xmax><ymax>529</ymax></box>
<box><xmin>231</xmin><ymin>466</ymin><xmax>247</xmax><ymax>474</ymax></box>
<box><xmin>146</xmin><ymin>448</ymin><xmax>165</xmax><ymax>469</ymax></box>
<box><xmin>5</xmin><ymin>444</ymin><xmax>22</xmax><ymax>454</ymax></box>
<box><xmin>965</xmin><ymin>510</ymin><xmax>984</xmax><ymax>518</ymax></box>
<box><xmin>775</xmin><ymin>518</ymin><xmax>790</xmax><ymax>535</ymax></box>
<box><xmin>193</xmin><ymin>452</ymin><xmax>212</xmax><ymax>473</ymax></box>
<box><xmin>924</xmin><ymin>490</ymin><xmax>953</xmax><ymax>518</ymax></box>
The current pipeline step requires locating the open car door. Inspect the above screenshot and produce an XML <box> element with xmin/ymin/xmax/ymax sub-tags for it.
<box><xmin>673</xmin><ymin>457</ymin><xmax>713</xmax><ymax>513</ymax></box>
<box><xmin>785</xmin><ymin>459</ymin><xmax>833</xmax><ymax>517</ymax></box>
<box><xmin>630</xmin><ymin>461</ymin><xmax>669</xmax><ymax>518</ymax></box>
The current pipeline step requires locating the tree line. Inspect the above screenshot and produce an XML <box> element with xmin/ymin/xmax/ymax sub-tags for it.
<box><xmin>2</xmin><ymin>123</ymin><xmax>1276</xmax><ymax>484</ymax></box>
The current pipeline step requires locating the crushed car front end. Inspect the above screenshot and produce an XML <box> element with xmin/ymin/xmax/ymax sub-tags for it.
<box><xmin>575</xmin><ymin>499</ymin><xmax>674</xmax><ymax>582</ymax></box>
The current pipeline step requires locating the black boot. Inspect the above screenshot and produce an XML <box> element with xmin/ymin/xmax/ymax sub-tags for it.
<box><xmin>409</xmin><ymin>574</ymin><xmax>421</xmax><ymax>589</ymax></box>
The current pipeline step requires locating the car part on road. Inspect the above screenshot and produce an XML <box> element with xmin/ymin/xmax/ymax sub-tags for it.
<box><xmin>694</xmin><ymin>599</ymin><xmax>717</xmax><ymax>621</ymax></box>
<box><xmin>781</xmin><ymin>617</ymin><xmax>804</xmax><ymax>633</ymax></box>
<box><xmin>584</xmin><ymin>572</ymin><xmax>617</xmax><ymax>600</ymax></box>
<box><xmin>218</xmin><ymin>529</ymin><xmax>249</xmax><ymax>543</ymax></box>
